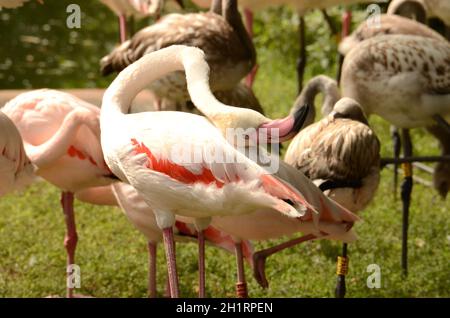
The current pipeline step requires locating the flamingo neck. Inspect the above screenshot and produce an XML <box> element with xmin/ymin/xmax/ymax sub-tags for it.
<box><xmin>100</xmin><ymin>45</ymin><xmax>234</xmax><ymax>125</ymax></box>
<box><xmin>223</xmin><ymin>0</ymin><xmax>256</xmax><ymax>66</ymax></box>
<box><xmin>291</xmin><ymin>75</ymin><xmax>341</xmax><ymax>126</ymax></box>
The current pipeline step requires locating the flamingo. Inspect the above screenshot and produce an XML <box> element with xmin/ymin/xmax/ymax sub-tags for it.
<box><xmin>75</xmin><ymin>183</ymin><xmax>254</xmax><ymax>297</ymax></box>
<box><xmin>0</xmin><ymin>111</ymin><xmax>35</xmax><ymax>197</ymax></box>
<box><xmin>100</xmin><ymin>0</ymin><xmax>256</xmax><ymax>105</ymax></box>
<box><xmin>100</xmin><ymin>44</ymin><xmax>357</xmax><ymax>297</ymax></box>
<box><xmin>338</xmin><ymin>12</ymin><xmax>446</xmax><ymax>202</ymax></box>
<box><xmin>99</xmin><ymin>0</ymin><xmax>184</xmax><ymax>43</ymax></box>
<box><xmin>213</xmin><ymin>78</ymin><xmax>379</xmax><ymax>295</ymax></box>
<box><xmin>2</xmin><ymin>89</ymin><xmax>117</xmax><ymax>297</ymax></box>
<box><xmin>341</xmin><ymin>34</ymin><xmax>450</xmax><ymax>274</ymax></box>
<box><xmin>285</xmin><ymin>80</ymin><xmax>380</xmax><ymax>297</ymax></box>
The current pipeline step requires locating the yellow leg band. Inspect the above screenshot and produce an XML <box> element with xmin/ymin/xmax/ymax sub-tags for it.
<box><xmin>336</xmin><ymin>256</ymin><xmax>349</xmax><ymax>276</ymax></box>
<box><xmin>402</xmin><ymin>163</ymin><xmax>412</xmax><ymax>178</ymax></box>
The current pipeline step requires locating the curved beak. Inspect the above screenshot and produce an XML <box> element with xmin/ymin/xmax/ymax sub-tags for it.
<box><xmin>258</xmin><ymin>104</ymin><xmax>311</xmax><ymax>143</ymax></box>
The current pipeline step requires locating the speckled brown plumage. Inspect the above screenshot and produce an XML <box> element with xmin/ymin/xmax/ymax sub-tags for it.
<box><xmin>339</xmin><ymin>14</ymin><xmax>445</xmax><ymax>56</ymax></box>
<box><xmin>341</xmin><ymin>34</ymin><xmax>450</xmax><ymax>128</ymax></box>
<box><xmin>285</xmin><ymin>98</ymin><xmax>381</xmax><ymax>212</ymax></box>
<box><xmin>100</xmin><ymin>0</ymin><xmax>255</xmax><ymax>102</ymax></box>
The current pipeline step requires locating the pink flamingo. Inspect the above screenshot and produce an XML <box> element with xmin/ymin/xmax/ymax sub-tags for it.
<box><xmin>76</xmin><ymin>183</ymin><xmax>254</xmax><ymax>298</ymax></box>
<box><xmin>100</xmin><ymin>45</ymin><xmax>358</xmax><ymax>297</ymax></box>
<box><xmin>2</xmin><ymin>89</ymin><xmax>117</xmax><ymax>298</ymax></box>
<box><xmin>0</xmin><ymin>111</ymin><xmax>35</xmax><ymax>197</ymax></box>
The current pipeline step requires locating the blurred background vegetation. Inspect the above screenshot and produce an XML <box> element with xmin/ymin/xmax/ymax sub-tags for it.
<box><xmin>0</xmin><ymin>0</ymin><xmax>387</xmax><ymax>91</ymax></box>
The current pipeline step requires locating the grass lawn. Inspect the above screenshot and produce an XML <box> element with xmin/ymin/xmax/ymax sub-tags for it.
<box><xmin>0</xmin><ymin>8</ymin><xmax>449</xmax><ymax>298</ymax></box>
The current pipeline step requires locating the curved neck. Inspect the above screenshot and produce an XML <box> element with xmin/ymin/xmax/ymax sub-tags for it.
<box><xmin>291</xmin><ymin>75</ymin><xmax>340</xmax><ymax>125</ymax></box>
<box><xmin>101</xmin><ymin>45</ymin><xmax>236</xmax><ymax>125</ymax></box>
<box><xmin>222</xmin><ymin>0</ymin><xmax>256</xmax><ymax>64</ymax></box>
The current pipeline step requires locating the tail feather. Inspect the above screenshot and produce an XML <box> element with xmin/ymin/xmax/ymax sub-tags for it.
<box><xmin>261</xmin><ymin>174</ymin><xmax>318</xmax><ymax>217</ymax></box>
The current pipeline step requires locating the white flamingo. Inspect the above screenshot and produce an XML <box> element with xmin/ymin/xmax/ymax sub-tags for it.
<box><xmin>100</xmin><ymin>45</ymin><xmax>358</xmax><ymax>297</ymax></box>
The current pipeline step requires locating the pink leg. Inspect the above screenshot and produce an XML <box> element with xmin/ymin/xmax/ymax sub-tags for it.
<box><xmin>253</xmin><ymin>234</ymin><xmax>317</xmax><ymax>288</ymax></box>
<box><xmin>198</xmin><ymin>230</ymin><xmax>206</xmax><ymax>298</ymax></box>
<box><xmin>162</xmin><ymin>227</ymin><xmax>180</xmax><ymax>298</ymax></box>
<box><xmin>235</xmin><ymin>242</ymin><xmax>248</xmax><ymax>298</ymax></box>
<box><xmin>61</xmin><ymin>191</ymin><xmax>78</xmax><ymax>298</ymax></box>
<box><xmin>244</xmin><ymin>8</ymin><xmax>258</xmax><ymax>88</ymax></box>
<box><xmin>164</xmin><ymin>275</ymin><xmax>171</xmax><ymax>298</ymax></box>
<box><xmin>147</xmin><ymin>242</ymin><xmax>157</xmax><ymax>298</ymax></box>
<box><xmin>337</xmin><ymin>10</ymin><xmax>352</xmax><ymax>83</ymax></box>
<box><xmin>342</xmin><ymin>10</ymin><xmax>352</xmax><ymax>38</ymax></box>
<box><xmin>119</xmin><ymin>14</ymin><xmax>127</xmax><ymax>43</ymax></box>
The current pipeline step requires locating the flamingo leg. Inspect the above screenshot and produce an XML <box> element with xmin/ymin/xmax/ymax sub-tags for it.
<box><xmin>401</xmin><ymin>129</ymin><xmax>413</xmax><ymax>276</ymax></box>
<box><xmin>392</xmin><ymin>126</ymin><xmax>402</xmax><ymax>200</ymax></box>
<box><xmin>244</xmin><ymin>9</ymin><xmax>257</xmax><ymax>88</ymax></box>
<box><xmin>198</xmin><ymin>230</ymin><xmax>206</xmax><ymax>298</ymax></box>
<box><xmin>61</xmin><ymin>191</ymin><xmax>78</xmax><ymax>298</ymax></box>
<box><xmin>235</xmin><ymin>242</ymin><xmax>248</xmax><ymax>298</ymax></box>
<box><xmin>297</xmin><ymin>16</ymin><xmax>306</xmax><ymax>94</ymax></box>
<box><xmin>336</xmin><ymin>10</ymin><xmax>352</xmax><ymax>84</ymax></box>
<box><xmin>253</xmin><ymin>234</ymin><xmax>317</xmax><ymax>288</ymax></box>
<box><xmin>164</xmin><ymin>275</ymin><xmax>171</xmax><ymax>298</ymax></box>
<box><xmin>118</xmin><ymin>14</ymin><xmax>127</xmax><ymax>43</ymax></box>
<box><xmin>335</xmin><ymin>243</ymin><xmax>348</xmax><ymax>298</ymax></box>
<box><xmin>162</xmin><ymin>227</ymin><xmax>180</xmax><ymax>297</ymax></box>
<box><xmin>147</xmin><ymin>241</ymin><xmax>157</xmax><ymax>298</ymax></box>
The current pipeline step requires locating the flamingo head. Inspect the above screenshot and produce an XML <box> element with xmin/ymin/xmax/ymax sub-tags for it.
<box><xmin>330</xmin><ymin>97</ymin><xmax>369</xmax><ymax>125</ymax></box>
<box><xmin>387</xmin><ymin>0</ymin><xmax>427</xmax><ymax>23</ymax></box>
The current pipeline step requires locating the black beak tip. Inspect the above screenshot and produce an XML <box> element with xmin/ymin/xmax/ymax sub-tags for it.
<box><xmin>292</xmin><ymin>103</ymin><xmax>311</xmax><ymax>133</ymax></box>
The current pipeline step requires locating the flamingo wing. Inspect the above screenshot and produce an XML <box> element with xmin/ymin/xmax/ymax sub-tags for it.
<box><xmin>105</xmin><ymin>111</ymin><xmax>310</xmax><ymax>219</ymax></box>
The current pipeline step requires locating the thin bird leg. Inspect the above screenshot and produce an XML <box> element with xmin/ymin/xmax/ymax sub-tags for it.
<box><xmin>244</xmin><ymin>8</ymin><xmax>258</xmax><ymax>88</ymax></box>
<box><xmin>147</xmin><ymin>241</ymin><xmax>157</xmax><ymax>298</ymax></box>
<box><xmin>119</xmin><ymin>14</ymin><xmax>127</xmax><ymax>43</ymax></box>
<box><xmin>253</xmin><ymin>234</ymin><xmax>317</xmax><ymax>288</ymax></box>
<box><xmin>164</xmin><ymin>275</ymin><xmax>171</xmax><ymax>298</ymax></box>
<box><xmin>297</xmin><ymin>16</ymin><xmax>306</xmax><ymax>94</ymax></box>
<box><xmin>401</xmin><ymin>129</ymin><xmax>413</xmax><ymax>276</ymax></box>
<box><xmin>162</xmin><ymin>227</ymin><xmax>180</xmax><ymax>297</ymax></box>
<box><xmin>335</xmin><ymin>243</ymin><xmax>349</xmax><ymax>298</ymax></box>
<box><xmin>392</xmin><ymin>126</ymin><xmax>402</xmax><ymax>200</ymax></box>
<box><xmin>61</xmin><ymin>191</ymin><xmax>78</xmax><ymax>298</ymax></box>
<box><xmin>337</xmin><ymin>9</ymin><xmax>352</xmax><ymax>84</ymax></box>
<box><xmin>235</xmin><ymin>242</ymin><xmax>248</xmax><ymax>298</ymax></box>
<box><xmin>198</xmin><ymin>230</ymin><xmax>206</xmax><ymax>298</ymax></box>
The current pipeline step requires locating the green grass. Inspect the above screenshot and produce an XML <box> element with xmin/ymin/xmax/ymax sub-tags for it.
<box><xmin>1</xmin><ymin>8</ymin><xmax>449</xmax><ymax>298</ymax></box>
